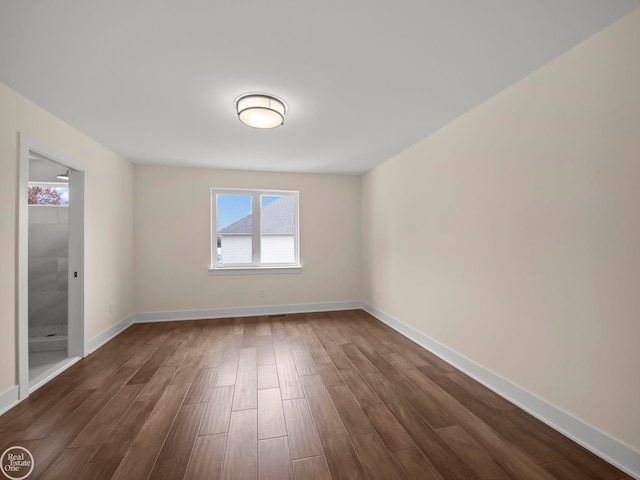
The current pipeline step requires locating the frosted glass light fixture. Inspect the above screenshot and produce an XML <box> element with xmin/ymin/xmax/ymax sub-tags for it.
<box><xmin>235</xmin><ymin>93</ymin><xmax>287</xmax><ymax>129</ymax></box>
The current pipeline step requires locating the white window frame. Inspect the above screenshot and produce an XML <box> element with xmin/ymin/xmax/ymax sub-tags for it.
<box><xmin>209</xmin><ymin>188</ymin><xmax>301</xmax><ymax>275</ymax></box>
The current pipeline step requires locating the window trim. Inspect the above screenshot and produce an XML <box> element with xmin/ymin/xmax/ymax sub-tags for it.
<box><xmin>210</xmin><ymin>188</ymin><xmax>301</xmax><ymax>273</ymax></box>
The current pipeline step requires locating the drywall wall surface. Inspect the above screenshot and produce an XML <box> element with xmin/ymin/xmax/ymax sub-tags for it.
<box><xmin>0</xmin><ymin>83</ymin><xmax>134</xmax><ymax>394</ymax></box>
<box><xmin>362</xmin><ymin>10</ymin><xmax>640</xmax><ymax>451</ymax></box>
<box><xmin>134</xmin><ymin>165</ymin><xmax>362</xmax><ymax>313</ymax></box>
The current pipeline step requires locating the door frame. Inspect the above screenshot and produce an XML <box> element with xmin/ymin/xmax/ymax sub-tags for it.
<box><xmin>17</xmin><ymin>133</ymin><xmax>86</xmax><ymax>399</ymax></box>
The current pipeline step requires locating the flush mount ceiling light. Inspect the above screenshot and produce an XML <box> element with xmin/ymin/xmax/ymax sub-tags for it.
<box><xmin>56</xmin><ymin>170</ymin><xmax>69</xmax><ymax>180</ymax></box>
<box><xmin>235</xmin><ymin>93</ymin><xmax>287</xmax><ymax>129</ymax></box>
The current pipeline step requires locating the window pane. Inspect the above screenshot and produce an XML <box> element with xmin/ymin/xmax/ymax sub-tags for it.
<box><xmin>260</xmin><ymin>195</ymin><xmax>295</xmax><ymax>264</ymax></box>
<box><xmin>217</xmin><ymin>194</ymin><xmax>252</xmax><ymax>264</ymax></box>
<box><xmin>211</xmin><ymin>188</ymin><xmax>299</xmax><ymax>270</ymax></box>
<box><xmin>28</xmin><ymin>183</ymin><xmax>69</xmax><ymax>206</ymax></box>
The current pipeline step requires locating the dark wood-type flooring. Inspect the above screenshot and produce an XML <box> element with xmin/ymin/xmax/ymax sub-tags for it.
<box><xmin>0</xmin><ymin>310</ymin><xmax>632</xmax><ymax>479</ymax></box>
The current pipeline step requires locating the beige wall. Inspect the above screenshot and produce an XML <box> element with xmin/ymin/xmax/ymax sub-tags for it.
<box><xmin>362</xmin><ymin>10</ymin><xmax>640</xmax><ymax>452</ymax></box>
<box><xmin>0</xmin><ymin>83</ymin><xmax>134</xmax><ymax>396</ymax></box>
<box><xmin>134</xmin><ymin>166</ymin><xmax>361</xmax><ymax>313</ymax></box>
<box><xmin>2</xmin><ymin>7</ymin><xmax>638</xmax><ymax>458</ymax></box>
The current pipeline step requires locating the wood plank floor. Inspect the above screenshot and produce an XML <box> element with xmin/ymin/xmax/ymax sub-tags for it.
<box><xmin>0</xmin><ymin>310</ymin><xmax>632</xmax><ymax>480</ymax></box>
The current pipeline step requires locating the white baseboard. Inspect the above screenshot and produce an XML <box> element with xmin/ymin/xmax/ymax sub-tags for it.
<box><xmin>87</xmin><ymin>313</ymin><xmax>135</xmax><ymax>353</ymax></box>
<box><xmin>10</xmin><ymin>301</ymin><xmax>636</xmax><ymax>477</ymax></box>
<box><xmin>90</xmin><ymin>302</ymin><xmax>360</xmax><ymax>350</ymax></box>
<box><xmin>0</xmin><ymin>314</ymin><xmax>134</xmax><ymax>417</ymax></box>
<box><xmin>362</xmin><ymin>302</ymin><xmax>640</xmax><ymax>480</ymax></box>
<box><xmin>134</xmin><ymin>301</ymin><xmax>362</xmax><ymax>323</ymax></box>
<box><xmin>29</xmin><ymin>356</ymin><xmax>81</xmax><ymax>395</ymax></box>
<box><xmin>0</xmin><ymin>385</ymin><xmax>19</xmax><ymax>417</ymax></box>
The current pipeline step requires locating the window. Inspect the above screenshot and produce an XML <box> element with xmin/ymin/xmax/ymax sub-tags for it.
<box><xmin>28</xmin><ymin>182</ymin><xmax>69</xmax><ymax>206</ymax></box>
<box><xmin>211</xmin><ymin>188</ymin><xmax>300</xmax><ymax>272</ymax></box>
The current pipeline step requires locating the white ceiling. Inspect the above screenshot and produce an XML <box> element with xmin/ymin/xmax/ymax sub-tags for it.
<box><xmin>2</xmin><ymin>1</ymin><xmax>639</xmax><ymax>175</ymax></box>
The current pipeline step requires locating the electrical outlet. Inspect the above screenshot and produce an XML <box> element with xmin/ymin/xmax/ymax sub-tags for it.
<box><xmin>259</xmin><ymin>289</ymin><xmax>266</xmax><ymax>298</ymax></box>
<box><xmin>109</xmin><ymin>302</ymin><xmax>115</xmax><ymax>314</ymax></box>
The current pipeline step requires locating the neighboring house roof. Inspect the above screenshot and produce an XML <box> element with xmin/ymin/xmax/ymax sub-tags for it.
<box><xmin>219</xmin><ymin>196</ymin><xmax>294</xmax><ymax>235</ymax></box>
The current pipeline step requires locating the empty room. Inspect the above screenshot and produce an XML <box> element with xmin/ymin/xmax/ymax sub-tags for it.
<box><xmin>1</xmin><ymin>2</ymin><xmax>639</xmax><ymax>479</ymax></box>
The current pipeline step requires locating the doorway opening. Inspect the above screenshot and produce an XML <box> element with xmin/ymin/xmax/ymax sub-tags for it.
<box><xmin>27</xmin><ymin>154</ymin><xmax>70</xmax><ymax>380</ymax></box>
<box><xmin>18</xmin><ymin>134</ymin><xmax>85</xmax><ymax>398</ymax></box>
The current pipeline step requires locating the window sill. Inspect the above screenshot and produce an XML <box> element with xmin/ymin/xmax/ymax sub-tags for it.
<box><xmin>208</xmin><ymin>265</ymin><xmax>303</xmax><ymax>275</ymax></box>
